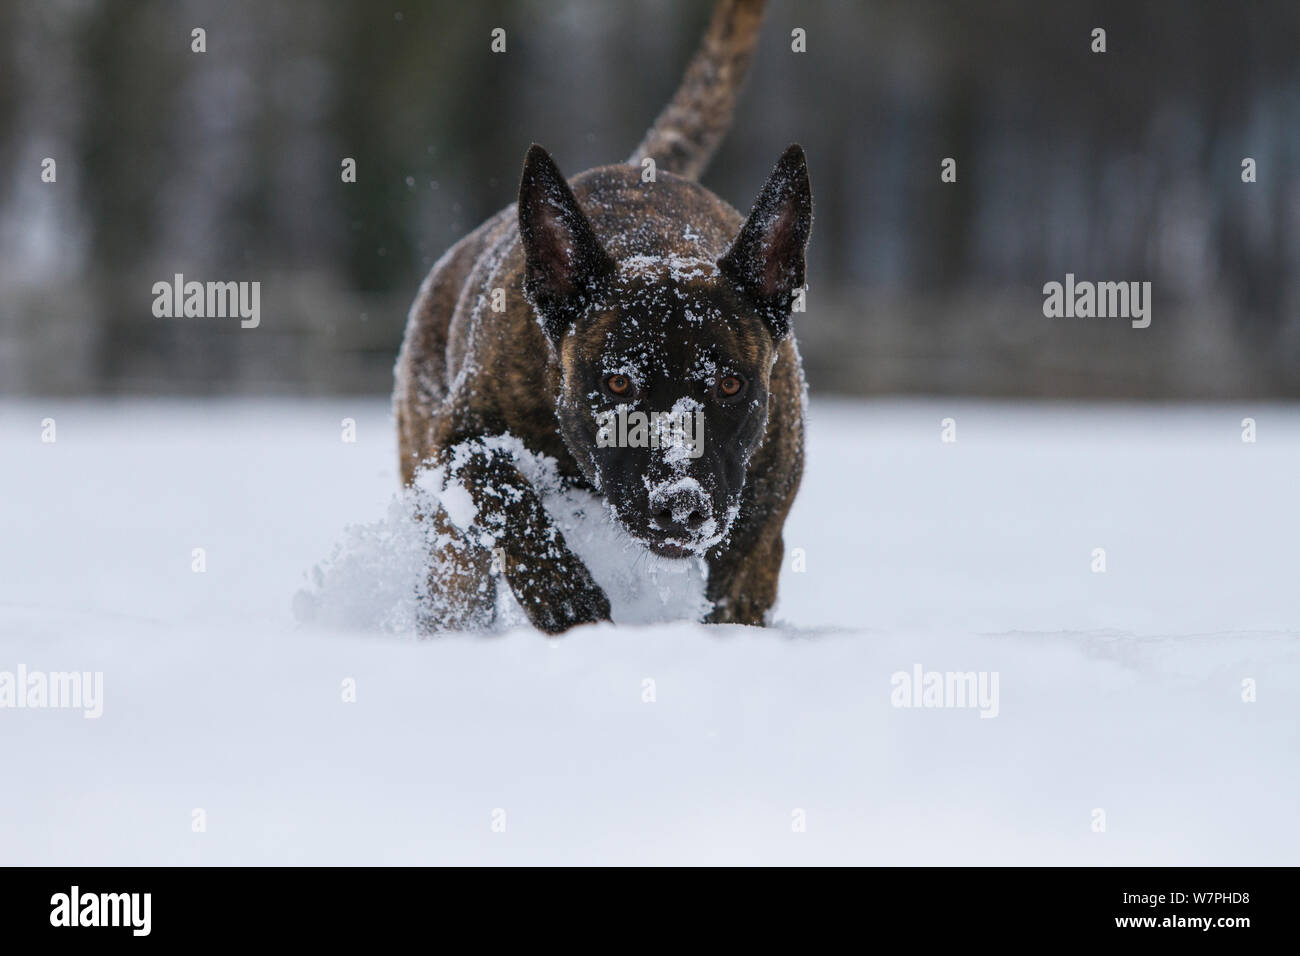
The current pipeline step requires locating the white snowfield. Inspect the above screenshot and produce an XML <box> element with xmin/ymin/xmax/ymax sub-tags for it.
<box><xmin>1</xmin><ymin>397</ymin><xmax>1296</xmax><ymax>865</ymax></box>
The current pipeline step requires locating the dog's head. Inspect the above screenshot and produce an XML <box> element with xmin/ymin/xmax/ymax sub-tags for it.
<box><xmin>518</xmin><ymin>144</ymin><xmax>811</xmax><ymax>558</ymax></box>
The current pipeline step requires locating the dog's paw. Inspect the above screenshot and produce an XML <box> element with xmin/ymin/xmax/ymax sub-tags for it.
<box><xmin>704</xmin><ymin>595</ymin><xmax>768</xmax><ymax>627</ymax></box>
<box><xmin>509</xmin><ymin>551</ymin><xmax>612</xmax><ymax>634</ymax></box>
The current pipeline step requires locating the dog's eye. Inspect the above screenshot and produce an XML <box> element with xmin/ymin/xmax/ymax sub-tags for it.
<box><xmin>606</xmin><ymin>374</ymin><xmax>633</xmax><ymax>397</ymax></box>
<box><xmin>716</xmin><ymin>375</ymin><xmax>745</xmax><ymax>400</ymax></box>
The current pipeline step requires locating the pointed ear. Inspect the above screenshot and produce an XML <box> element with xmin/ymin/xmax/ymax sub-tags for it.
<box><xmin>518</xmin><ymin>144</ymin><xmax>614</xmax><ymax>342</ymax></box>
<box><xmin>718</xmin><ymin>144</ymin><xmax>812</xmax><ymax>337</ymax></box>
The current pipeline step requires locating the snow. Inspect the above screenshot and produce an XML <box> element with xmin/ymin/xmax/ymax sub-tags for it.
<box><xmin>1</xmin><ymin>397</ymin><xmax>1297</xmax><ymax>864</ymax></box>
<box><xmin>618</xmin><ymin>253</ymin><xmax>719</xmax><ymax>284</ymax></box>
<box><xmin>405</xmin><ymin>434</ymin><xmax>712</xmax><ymax>627</ymax></box>
<box><xmin>435</xmin><ymin>480</ymin><xmax>478</xmax><ymax>530</ymax></box>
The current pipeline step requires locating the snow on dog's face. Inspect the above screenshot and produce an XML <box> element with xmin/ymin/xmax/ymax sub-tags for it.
<box><xmin>518</xmin><ymin>145</ymin><xmax>812</xmax><ymax>558</ymax></box>
<box><xmin>556</xmin><ymin>268</ymin><xmax>773</xmax><ymax>556</ymax></box>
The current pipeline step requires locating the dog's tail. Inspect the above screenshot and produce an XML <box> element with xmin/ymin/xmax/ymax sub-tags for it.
<box><xmin>627</xmin><ymin>0</ymin><xmax>766</xmax><ymax>182</ymax></box>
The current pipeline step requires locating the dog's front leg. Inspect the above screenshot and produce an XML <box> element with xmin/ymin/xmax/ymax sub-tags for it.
<box><xmin>705</xmin><ymin>527</ymin><xmax>784</xmax><ymax>626</ymax></box>
<box><xmin>443</xmin><ymin>442</ymin><xmax>611</xmax><ymax>634</ymax></box>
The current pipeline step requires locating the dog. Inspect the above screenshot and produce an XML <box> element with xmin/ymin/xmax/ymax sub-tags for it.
<box><xmin>393</xmin><ymin>0</ymin><xmax>811</xmax><ymax>633</ymax></box>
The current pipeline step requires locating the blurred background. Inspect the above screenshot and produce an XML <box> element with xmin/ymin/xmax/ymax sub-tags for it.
<box><xmin>0</xmin><ymin>0</ymin><xmax>1296</xmax><ymax>398</ymax></box>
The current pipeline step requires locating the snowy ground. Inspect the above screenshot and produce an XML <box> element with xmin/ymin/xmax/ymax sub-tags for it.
<box><xmin>1</xmin><ymin>397</ymin><xmax>1297</xmax><ymax>865</ymax></box>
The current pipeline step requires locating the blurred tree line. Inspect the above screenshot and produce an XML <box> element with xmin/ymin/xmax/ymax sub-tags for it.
<box><xmin>0</xmin><ymin>0</ymin><xmax>1296</xmax><ymax>397</ymax></box>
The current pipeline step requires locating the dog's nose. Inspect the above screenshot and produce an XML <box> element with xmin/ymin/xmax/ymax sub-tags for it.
<box><xmin>649</xmin><ymin>484</ymin><xmax>711</xmax><ymax>535</ymax></box>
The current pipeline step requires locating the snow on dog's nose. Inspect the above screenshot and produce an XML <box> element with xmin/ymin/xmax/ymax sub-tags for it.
<box><xmin>648</xmin><ymin>478</ymin><xmax>712</xmax><ymax>537</ymax></box>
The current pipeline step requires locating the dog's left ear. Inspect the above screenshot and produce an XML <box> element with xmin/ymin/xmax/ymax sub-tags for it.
<box><xmin>518</xmin><ymin>144</ymin><xmax>614</xmax><ymax>344</ymax></box>
<box><xmin>718</xmin><ymin>144</ymin><xmax>812</xmax><ymax>338</ymax></box>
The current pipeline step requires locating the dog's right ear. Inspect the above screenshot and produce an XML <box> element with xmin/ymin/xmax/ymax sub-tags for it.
<box><xmin>518</xmin><ymin>145</ymin><xmax>614</xmax><ymax>343</ymax></box>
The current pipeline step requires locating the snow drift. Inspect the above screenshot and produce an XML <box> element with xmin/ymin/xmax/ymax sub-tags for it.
<box><xmin>1</xmin><ymin>397</ymin><xmax>1297</xmax><ymax>864</ymax></box>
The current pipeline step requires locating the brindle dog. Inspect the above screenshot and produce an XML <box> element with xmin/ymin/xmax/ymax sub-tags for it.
<box><xmin>393</xmin><ymin>0</ymin><xmax>811</xmax><ymax>633</ymax></box>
